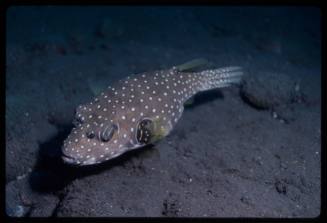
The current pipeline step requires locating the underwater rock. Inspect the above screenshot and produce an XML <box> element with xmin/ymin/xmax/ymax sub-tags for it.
<box><xmin>240</xmin><ymin>70</ymin><xmax>295</xmax><ymax>110</ymax></box>
<box><xmin>6</xmin><ymin>177</ymin><xmax>59</xmax><ymax>217</ymax></box>
<box><xmin>6</xmin><ymin>181</ymin><xmax>30</xmax><ymax>217</ymax></box>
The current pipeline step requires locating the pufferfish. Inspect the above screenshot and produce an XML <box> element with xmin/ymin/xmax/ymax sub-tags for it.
<box><xmin>62</xmin><ymin>59</ymin><xmax>243</xmax><ymax>165</ymax></box>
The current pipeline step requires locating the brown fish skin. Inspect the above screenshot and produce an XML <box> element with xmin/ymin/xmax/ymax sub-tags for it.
<box><xmin>62</xmin><ymin>66</ymin><xmax>243</xmax><ymax>165</ymax></box>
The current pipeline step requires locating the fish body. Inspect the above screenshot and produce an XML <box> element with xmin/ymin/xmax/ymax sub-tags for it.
<box><xmin>62</xmin><ymin>64</ymin><xmax>243</xmax><ymax>165</ymax></box>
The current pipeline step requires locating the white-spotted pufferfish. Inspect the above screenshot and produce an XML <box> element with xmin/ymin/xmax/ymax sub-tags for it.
<box><xmin>62</xmin><ymin>59</ymin><xmax>243</xmax><ymax>165</ymax></box>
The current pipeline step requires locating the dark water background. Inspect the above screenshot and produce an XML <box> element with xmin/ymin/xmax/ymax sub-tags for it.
<box><xmin>6</xmin><ymin>6</ymin><xmax>321</xmax><ymax>217</ymax></box>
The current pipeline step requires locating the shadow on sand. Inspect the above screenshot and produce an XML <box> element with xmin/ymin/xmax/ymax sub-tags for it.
<box><xmin>29</xmin><ymin>124</ymin><xmax>155</xmax><ymax>194</ymax></box>
<box><xmin>185</xmin><ymin>89</ymin><xmax>224</xmax><ymax>109</ymax></box>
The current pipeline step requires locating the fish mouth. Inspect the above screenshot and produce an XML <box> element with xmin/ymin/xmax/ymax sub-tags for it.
<box><xmin>62</xmin><ymin>153</ymin><xmax>80</xmax><ymax>165</ymax></box>
<box><xmin>62</xmin><ymin>153</ymin><xmax>98</xmax><ymax>166</ymax></box>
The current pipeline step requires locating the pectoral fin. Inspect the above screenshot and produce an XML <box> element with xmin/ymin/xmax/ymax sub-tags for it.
<box><xmin>137</xmin><ymin>117</ymin><xmax>172</xmax><ymax>144</ymax></box>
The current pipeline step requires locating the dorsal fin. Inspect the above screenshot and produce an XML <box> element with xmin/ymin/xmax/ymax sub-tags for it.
<box><xmin>175</xmin><ymin>58</ymin><xmax>209</xmax><ymax>72</ymax></box>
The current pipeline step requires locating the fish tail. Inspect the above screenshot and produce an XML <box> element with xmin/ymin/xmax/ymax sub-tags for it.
<box><xmin>197</xmin><ymin>66</ymin><xmax>243</xmax><ymax>91</ymax></box>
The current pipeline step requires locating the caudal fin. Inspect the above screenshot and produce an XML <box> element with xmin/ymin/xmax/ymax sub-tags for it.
<box><xmin>198</xmin><ymin>66</ymin><xmax>243</xmax><ymax>91</ymax></box>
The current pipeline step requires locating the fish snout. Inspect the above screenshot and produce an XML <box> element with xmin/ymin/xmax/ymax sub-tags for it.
<box><xmin>62</xmin><ymin>153</ymin><xmax>81</xmax><ymax>165</ymax></box>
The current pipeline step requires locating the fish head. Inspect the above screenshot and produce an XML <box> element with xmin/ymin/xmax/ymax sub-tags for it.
<box><xmin>62</xmin><ymin>105</ymin><xmax>155</xmax><ymax>166</ymax></box>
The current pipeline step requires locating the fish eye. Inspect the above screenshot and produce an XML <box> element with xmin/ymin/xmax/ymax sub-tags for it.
<box><xmin>100</xmin><ymin>124</ymin><xmax>117</xmax><ymax>142</ymax></box>
<box><xmin>86</xmin><ymin>130</ymin><xmax>95</xmax><ymax>139</ymax></box>
<box><xmin>136</xmin><ymin>118</ymin><xmax>153</xmax><ymax>144</ymax></box>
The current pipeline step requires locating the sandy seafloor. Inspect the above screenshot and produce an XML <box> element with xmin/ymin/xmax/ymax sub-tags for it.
<box><xmin>5</xmin><ymin>6</ymin><xmax>321</xmax><ymax>217</ymax></box>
